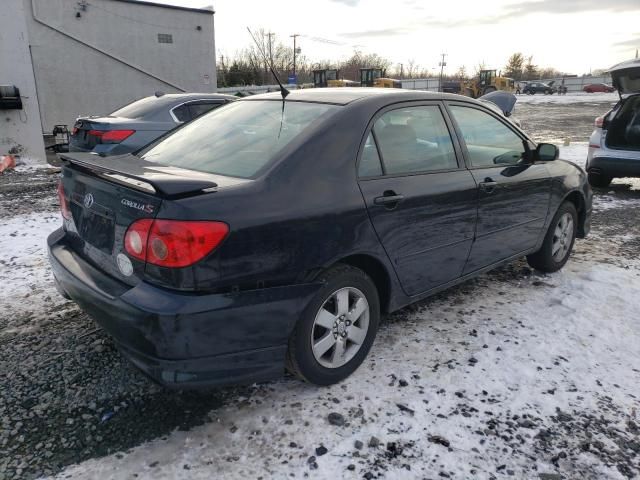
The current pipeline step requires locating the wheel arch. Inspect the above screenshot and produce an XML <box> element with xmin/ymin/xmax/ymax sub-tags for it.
<box><xmin>562</xmin><ymin>190</ymin><xmax>587</xmax><ymax>238</ymax></box>
<box><xmin>323</xmin><ymin>254</ymin><xmax>393</xmax><ymax>314</ymax></box>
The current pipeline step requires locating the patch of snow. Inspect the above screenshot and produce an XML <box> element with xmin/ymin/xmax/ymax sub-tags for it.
<box><xmin>0</xmin><ymin>212</ymin><xmax>66</xmax><ymax>319</ymax></box>
<box><xmin>558</xmin><ymin>142</ymin><xmax>588</xmax><ymax>168</ymax></box>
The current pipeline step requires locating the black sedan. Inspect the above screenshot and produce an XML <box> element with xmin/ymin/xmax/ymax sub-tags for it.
<box><xmin>69</xmin><ymin>92</ymin><xmax>235</xmax><ymax>156</ymax></box>
<box><xmin>50</xmin><ymin>88</ymin><xmax>592</xmax><ymax>388</ymax></box>
<box><xmin>522</xmin><ymin>81</ymin><xmax>557</xmax><ymax>95</ymax></box>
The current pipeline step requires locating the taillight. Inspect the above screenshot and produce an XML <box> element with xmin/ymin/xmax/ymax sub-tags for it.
<box><xmin>57</xmin><ymin>181</ymin><xmax>71</xmax><ymax>220</ymax></box>
<box><xmin>123</xmin><ymin>219</ymin><xmax>153</xmax><ymax>262</ymax></box>
<box><xmin>88</xmin><ymin>129</ymin><xmax>135</xmax><ymax>144</ymax></box>
<box><xmin>595</xmin><ymin>116</ymin><xmax>604</xmax><ymax>128</ymax></box>
<box><xmin>124</xmin><ymin>219</ymin><xmax>228</xmax><ymax>268</ymax></box>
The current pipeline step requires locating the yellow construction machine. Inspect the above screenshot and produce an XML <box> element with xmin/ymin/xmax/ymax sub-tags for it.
<box><xmin>313</xmin><ymin>69</ymin><xmax>339</xmax><ymax>88</ymax></box>
<box><xmin>360</xmin><ymin>68</ymin><xmax>402</xmax><ymax>88</ymax></box>
<box><xmin>462</xmin><ymin>70</ymin><xmax>514</xmax><ymax>98</ymax></box>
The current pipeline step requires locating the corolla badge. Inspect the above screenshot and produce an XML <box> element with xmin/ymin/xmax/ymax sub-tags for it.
<box><xmin>121</xmin><ymin>198</ymin><xmax>154</xmax><ymax>214</ymax></box>
<box><xmin>83</xmin><ymin>193</ymin><xmax>94</xmax><ymax>208</ymax></box>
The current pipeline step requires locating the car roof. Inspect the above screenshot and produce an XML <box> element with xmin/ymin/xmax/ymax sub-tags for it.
<box><xmin>242</xmin><ymin>87</ymin><xmax>482</xmax><ymax>106</ymax></box>
<box><xmin>148</xmin><ymin>93</ymin><xmax>236</xmax><ymax>106</ymax></box>
<box><xmin>609</xmin><ymin>58</ymin><xmax>640</xmax><ymax>73</ymax></box>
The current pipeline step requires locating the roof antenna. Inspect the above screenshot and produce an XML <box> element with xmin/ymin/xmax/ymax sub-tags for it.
<box><xmin>246</xmin><ymin>27</ymin><xmax>290</xmax><ymax>101</ymax></box>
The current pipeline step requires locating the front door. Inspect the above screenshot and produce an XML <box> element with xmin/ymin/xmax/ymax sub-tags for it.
<box><xmin>446</xmin><ymin>104</ymin><xmax>551</xmax><ymax>274</ymax></box>
<box><xmin>357</xmin><ymin>103</ymin><xmax>478</xmax><ymax>296</ymax></box>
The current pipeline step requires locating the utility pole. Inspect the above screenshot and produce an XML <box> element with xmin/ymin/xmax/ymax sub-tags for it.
<box><xmin>219</xmin><ymin>54</ymin><xmax>226</xmax><ymax>87</ymax></box>
<box><xmin>290</xmin><ymin>33</ymin><xmax>300</xmax><ymax>80</ymax></box>
<box><xmin>438</xmin><ymin>53</ymin><xmax>447</xmax><ymax>92</ymax></box>
<box><xmin>399</xmin><ymin>63</ymin><xmax>404</xmax><ymax>79</ymax></box>
<box><xmin>265</xmin><ymin>32</ymin><xmax>275</xmax><ymax>66</ymax></box>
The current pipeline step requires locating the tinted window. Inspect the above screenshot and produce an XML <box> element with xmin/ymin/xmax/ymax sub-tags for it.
<box><xmin>372</xmin><ymin>106</ymin><xmax>457</xmax><ymax>175</ymax></box>
<box><xmin>449</xmin><ymin>106</ymin><xmax>526</xmax><ymax>167</ymax></box>
<box><xmin>188</xmin><ymin>102</ymin><xmax>221</xmax><ymax>119</ymax></box>
<box><xmin>171</xmin><ymin>104</ymin><xmax>190</xmax><ymax>122</ymax></box>
<box><xmin>110</xmin><ymin>97</ymin><xmax>163</xmax><ymax>119</ymax></box>
<box><xmin>140</xmin><ymin>100</ymin><xmax>339</xmax><ymax>178</ymax></box>
<box><xmin>358</xmin><ymin>133</ymin><xmax>383</xmax><ymax>177</ymax></box>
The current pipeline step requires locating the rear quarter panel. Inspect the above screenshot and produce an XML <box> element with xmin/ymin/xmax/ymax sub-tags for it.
<box><xmin>544</xmin><ymin>159</ymin><xmax>592</xmax><ymax>236</ymax></box>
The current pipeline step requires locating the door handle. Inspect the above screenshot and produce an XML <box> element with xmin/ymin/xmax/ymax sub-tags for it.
<box><xmin>479</xmin><ymin>177</ymin><xmax>498</xmax><ymax>194</ymax></box>
<box><xmin>374</xmin><ymin>191</ymin><xmax>404</xmax><ymax>208</ymax></box>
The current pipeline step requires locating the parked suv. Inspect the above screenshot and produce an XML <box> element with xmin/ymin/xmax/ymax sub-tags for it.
<box><xmin>69</xmin><ymin>93</ymin><xmax>235</xmax><ymax>156</ymax></box>
<box><xmin>586</xmin><ymin>59</ymin><xmax>640</xmax><ymax>187</ymax></box>
<box><xmin>522</xmin><ymin>81</ymin><xmax>557</xmax><ymax>95</ymax></box>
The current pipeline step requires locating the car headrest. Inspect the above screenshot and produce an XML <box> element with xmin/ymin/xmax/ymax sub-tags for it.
<box><xmin>377</xmin><ymin>124</ymin><xmax>417</xmax><ymax>147</ymax></box>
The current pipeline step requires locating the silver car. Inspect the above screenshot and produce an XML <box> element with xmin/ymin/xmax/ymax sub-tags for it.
<box><xmin>586</xmin><ymin>58</ymin><xmax>640</xmax><ymax>187</ymax></box>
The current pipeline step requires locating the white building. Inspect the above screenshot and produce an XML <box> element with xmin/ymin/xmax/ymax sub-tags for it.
<box><xmin>1</xmin><ymin>0</ymin><xmax>217</xmax><ymax>162</ymax></box>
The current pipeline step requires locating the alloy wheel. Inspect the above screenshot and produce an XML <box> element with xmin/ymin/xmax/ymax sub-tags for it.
<box><xmin>310</xmin><ymin>287</ymin><xmax>370</xmax><ymax>369</ymax></box>
<box><xmin>552</xmin><ymin>212</ymin><xmax>574</xmax><ymax>262</ymax></box>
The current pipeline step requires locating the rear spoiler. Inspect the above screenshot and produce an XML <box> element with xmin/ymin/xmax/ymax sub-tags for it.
<box><xmin>59</xmin><ymin>152</ymin><xmax>218</xmax><ymax>198</ymax></box>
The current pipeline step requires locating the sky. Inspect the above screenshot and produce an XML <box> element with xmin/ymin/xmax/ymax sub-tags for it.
<box><xmin>150</xmin><ymin>0</ymin><xmax>639</xmax><ymax>76</ymax></box>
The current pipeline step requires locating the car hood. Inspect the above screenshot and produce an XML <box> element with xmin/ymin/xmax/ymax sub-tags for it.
<box><xmin>478</xmin><ymin>91</ymin><xmax>517</xmax><ymax>117</ymax></box>
<box><xmin>610</xmin><ymin>58</ymin><xmax>640</xmax><ymax>96</ymax></box>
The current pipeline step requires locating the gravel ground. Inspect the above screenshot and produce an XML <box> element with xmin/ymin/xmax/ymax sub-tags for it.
<box><xmin>514</xmin><ymin>98</ymin><xmax>617</xmax><ymax>143</ymax></box>
<box><xmin>1</xmin><ymin>100</ymin><xmax>639</xmax><ymax>480</ymax></box>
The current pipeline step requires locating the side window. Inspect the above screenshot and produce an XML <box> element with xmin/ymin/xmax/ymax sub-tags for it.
<box><xmin>188</xmin><ymin>102</ymin><xmax>221</xmax><ymax>119</ymax></box>
<box><xmin>171</xmin><ymin>104</ymin><xmax>190</xmax><ymax>122</ymax></box>
<box><xmin>358</xmin><ymin>133</ymin><xmax>383</xmax><ymax>177</ymax></box>
<box><xmin>372</xmin><ymin>105</ymin><xmax>457</xmax><ymax>175</ymax></box>
<box><xmin>449</xmin><ymin>105</ymin><xmax>526</xmax><ymax>167</ymax></box>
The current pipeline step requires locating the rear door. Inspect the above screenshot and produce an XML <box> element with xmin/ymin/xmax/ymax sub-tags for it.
<box><xmin>446</xmin><ymin>103</ymin><xmax>551</xmax><ymax>273</ymax></box>
<box><xmin>357</xmin><ymin>103</ymin><xmax>478</xmax><ymax>296</ymax></box>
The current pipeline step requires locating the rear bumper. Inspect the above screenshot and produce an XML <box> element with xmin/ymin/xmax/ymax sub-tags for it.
<box><xmin>587</xmin><ymin>155</ymin><xmax>640</xmax><ymax>178</ymax></box>
<box><xmin>47</xmin><ymin>229</ymin><xmax>321</xmax><ymax>389</ymax></box>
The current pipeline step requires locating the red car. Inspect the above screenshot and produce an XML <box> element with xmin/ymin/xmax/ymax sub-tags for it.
<box><xmin>583</xmin><ymin>83</ymin><xmax>615</xmax><ymax>93</ymax></box>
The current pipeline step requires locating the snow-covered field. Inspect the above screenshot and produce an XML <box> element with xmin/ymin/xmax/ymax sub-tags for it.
<box><xmin>2</xmin><ymin>142</ymin><xmax>639</xmax><ymax>479</ymax></box>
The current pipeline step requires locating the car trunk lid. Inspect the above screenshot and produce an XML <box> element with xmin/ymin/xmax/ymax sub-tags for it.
<box><xmin>58</xmin><ymin>153</ymin><xmax>237</xmax><ymax>286</ymax></box>
<box><xmin>70</xmin><ymin>117</ymin><xmax>170</xmax><ymax>151</ymax></box>
<box><xmin>610</xmin><ymin>58</ymin><xmax>640</xmax><ymax>98</ymax></box>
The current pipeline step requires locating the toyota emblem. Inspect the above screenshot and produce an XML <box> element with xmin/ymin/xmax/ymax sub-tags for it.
<box><xmin>83</xmin><ymin>193</ymin><xmax>94</xmax><ymax>209</ymax></box>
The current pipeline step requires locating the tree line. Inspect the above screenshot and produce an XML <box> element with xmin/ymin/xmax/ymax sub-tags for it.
<box><xmin>217</xmin><ymin>35</ymin><xmax>575</xmax><ymax>87</ymax></box>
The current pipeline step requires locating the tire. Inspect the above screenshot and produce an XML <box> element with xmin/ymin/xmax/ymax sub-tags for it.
<box><xmin>483</xmin><ymin>86</ymin><xmax>496</xmax><ymax>95</ymax></box>
<box><xmin>286</xmin><ymin>264</ymin><xmax>380</xmax><ymax>385</ymax></box>
<box><xmin>588</xmin><ymin>171</ymin><xmax>612</xmax><ymax>188</ymax></box>
<box><xmin>527</xmin><ymin>202</ymin><xmax>578</xmax><ymax>273</ymax></box>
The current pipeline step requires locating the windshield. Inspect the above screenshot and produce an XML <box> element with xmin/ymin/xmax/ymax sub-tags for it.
<box><xmin>139</xmin><ymin>100</ymin><xmax>340</xmax><ymax>178</ymax></box>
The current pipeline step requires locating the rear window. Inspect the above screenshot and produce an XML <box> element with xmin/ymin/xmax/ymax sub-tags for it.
<box><xmin>139</xmin><ymin>100</ymin><xmax>340</xmax><ymax>178</ymax></box>
<box><xmin>110</xmin><ymin>97</ymin><xmax>162</xmax><ymax>119</ymax></box>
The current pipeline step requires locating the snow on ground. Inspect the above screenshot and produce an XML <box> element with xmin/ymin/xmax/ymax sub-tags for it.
<box><xmin>0</xmin><ymin>213</ymin><xmax>67</xmax><ymax>320</ymax></box>
<box><xmin>49</xmin><ymin>253</ymin><xmax>640</xmax><ymax>480</ymax></box>
<box><xmin>517</xmin><ymin>92</ymin><xmax>619</xmax><ymax>105</ymax></box>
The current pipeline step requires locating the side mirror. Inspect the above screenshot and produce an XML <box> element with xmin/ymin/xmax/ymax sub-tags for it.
<box><xmin>537</xmin><ymin>143</ymin><xmax>559</xmax><ymax>161</ymax></box>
